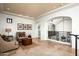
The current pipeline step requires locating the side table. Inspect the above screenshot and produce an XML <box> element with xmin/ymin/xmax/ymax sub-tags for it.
<box><xmin>22</xmin><ymin>38</ymin><xmax>32</xmax><ymax>46</ymax></box>
<box><xmin>6</xmin><ymin>35</ymin><xmax>13</xmax><ymax>41</ymax></box>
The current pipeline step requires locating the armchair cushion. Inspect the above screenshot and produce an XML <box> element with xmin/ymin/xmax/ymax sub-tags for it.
<box><xmin>18</xmin><ymin>32</ymin><xmax>26</xmax><ymax>37</ymax></box>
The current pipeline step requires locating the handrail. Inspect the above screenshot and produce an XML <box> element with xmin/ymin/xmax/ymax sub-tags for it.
<box><xmin>70</xmin><ymin>34</ymin><xmax>79</xmax><ymax>56</ymax></box>
<box><xmin>70</xmin><ymin>34</ymin><xmax>79</xmax><ymax>36</ymax></box>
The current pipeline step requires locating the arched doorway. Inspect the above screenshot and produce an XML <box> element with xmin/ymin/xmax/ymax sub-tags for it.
<box><xmin>48</xmin><ymin>16</ymin><xmax>72</xmax><ymax>45</ymax></box>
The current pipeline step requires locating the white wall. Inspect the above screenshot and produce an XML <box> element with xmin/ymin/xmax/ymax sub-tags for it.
<box><xmin>0</xmin><ymin>13</ymin><xmax>36</xmax><ymax>38</ymax></box>
<box><xmin>36</xmin><ymin>4</ymin><xmax>79</xmax><ymax>49</ymax></box>
<box><xmin>35</xmin><ymin>18</ymin><xmax>48</xmax><ymax>40</ymax></box>
<box><xmin>48</xmin><ymin>17</ymin><xmax>72</xmax><ymax>32</ymax></box>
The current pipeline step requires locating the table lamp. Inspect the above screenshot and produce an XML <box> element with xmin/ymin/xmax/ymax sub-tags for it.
<box><xmin>5</xmin><ymin>28</ymin><xmax>11</xmax><ymax>36</ymax></box>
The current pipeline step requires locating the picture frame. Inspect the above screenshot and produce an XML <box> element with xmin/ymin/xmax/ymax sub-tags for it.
<box><xmin>7</xmin><ymin>18</ymin><xmax>13</xmax><ymax>23</ymax></box>
<box><xmin>24</xmin><ymin>24</ymin><xmax>27</xmax><ymax>30</ymax></box>
<box><xmin>17</xmin><ymin>23</ymin><xmax>24</xmax><ymax>30</ymax></box>
<box><xmin>17</xmin><ymin>23</ymin><xmax>32</xmax><ymax>30</ymax></box>
<box><xmin>27</xmin><ymin>24</ymin><xmax>32</xmax><ymax>30</ymax></box>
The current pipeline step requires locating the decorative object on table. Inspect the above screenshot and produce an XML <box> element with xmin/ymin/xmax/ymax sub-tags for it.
<box><xmin>27</xmin><ymin>24</ymin><xmax>32</xmax><ymax>30</ymax></box>
<box><xmin>5</xmin><ymin>28</ymin><xmax>11</xmax><ymax>36</ymax></box>
<box><xmin>6</xmin><ymin>18</ymin><xmax>13</xmax><ymax>23</ymax></box>
<box><xmin>28</xmin><ymin>34</ymin><xmax>31</xmax><ymax>38</ymax></box>
<box><xmin>17</xmin><ymin>23</ymin><xmax>24</xmax><ymax>30</ymax></box>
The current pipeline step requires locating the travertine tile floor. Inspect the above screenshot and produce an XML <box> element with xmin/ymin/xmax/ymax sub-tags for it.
<box><xmin>1</xmin><ymin>39</ymin><xmax>78</xmax><ymax>56</ymax></box>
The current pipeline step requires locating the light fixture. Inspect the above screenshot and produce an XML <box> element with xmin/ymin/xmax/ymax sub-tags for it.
<box><xmin>5</xmin><ymin>28</ymin><xmax>11</xmax><ymax>36</ymax></box>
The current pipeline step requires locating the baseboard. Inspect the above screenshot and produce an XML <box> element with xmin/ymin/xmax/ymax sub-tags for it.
<box><xmin>48</xmin><ymin>39</ymin><xmax>71</xmax><ymax>46</ymax></box>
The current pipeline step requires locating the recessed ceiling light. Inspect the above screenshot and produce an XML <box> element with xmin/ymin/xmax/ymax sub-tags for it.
<box><xmin>6</xmin><ymin>8</ymin><xmax>10</xmax><ymax>10</ymax></box>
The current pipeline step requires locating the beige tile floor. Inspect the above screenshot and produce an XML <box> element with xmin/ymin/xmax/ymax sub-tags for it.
<box><xmin>1</xmin><ymin>39</ymin><xmax>78</xmax><ymax>56</ymax></box>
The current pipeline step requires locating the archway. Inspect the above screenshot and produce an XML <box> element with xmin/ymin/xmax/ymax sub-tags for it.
<box><xmin>48</xmin><ymin>16</ymin><xmax>72</xmax><ymax>45</ymax></box>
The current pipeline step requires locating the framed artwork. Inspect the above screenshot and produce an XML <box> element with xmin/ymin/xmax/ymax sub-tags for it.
<box><xmin>24</xmin><ymin>24</ymin><xmax>27</xmax><ymax>30</ymax></box>
<box><xmin>17</xmin><ymin>23</ymin><xmax>32</xmax><ymax>30</ymax></box>
<box><xmin>17</xmin><ymin>23</ymin><xmax>24</xmax><ymax>30</ymax></box>
<box><xmin>27</xmin><ymin>24</ymin><xmax>32</xmax><ymax>30</ymax></box>
<box><xmin>7</xmin><ymin>18</ymin><xmax>13</xmax><ymax>23</ymax></box>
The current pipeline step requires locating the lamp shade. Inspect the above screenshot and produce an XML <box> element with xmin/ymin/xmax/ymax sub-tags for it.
<box><xmin>5</xmin><ymin>28</ymin><xmax>11</xmax><ymax>32</ymax></box>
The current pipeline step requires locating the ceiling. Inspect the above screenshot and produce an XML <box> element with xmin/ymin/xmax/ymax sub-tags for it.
<box><xmin>0</xmin><ymin>3</ymin><xmax>67</xmax><ymax>18</ymax></box>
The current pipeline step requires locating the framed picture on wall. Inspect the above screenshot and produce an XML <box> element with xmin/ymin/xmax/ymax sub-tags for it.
<box><xmin>27</xmin><ymin>24</ymin><xmax>32</xmax><ymax>30</ymax></box>
<box><xmin>7</xmin><ymin>18</ymin><xmax>13</xmax><ymax>23</ymax></box>
<box><xmin>24</xmin><ymin>24</ymin><xmax>27</xmax><ymax>30</ymax></box>
<box><xmin>17</xmin><ymin>23</ymin><xmax>24</xmax><ymax>30</ymax></box>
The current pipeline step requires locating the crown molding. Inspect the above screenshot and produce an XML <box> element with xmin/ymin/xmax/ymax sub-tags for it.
<box><xmin>36</xmin><ymin>3</ymin><xmax>77</xmax><ymax>19</ymax></box>
<box><xmin>0</xmin><ymin>11</ymin><xmax>35</xmax><ymax>20</ymax></box>
<box><xmin>0</xmin><ymin>3</ymin><xmax>78</xmax><ymax>21</ymax></box>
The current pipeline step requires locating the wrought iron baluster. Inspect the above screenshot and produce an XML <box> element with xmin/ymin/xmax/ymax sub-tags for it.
<box><xmin>70</xmin><ymin>34</ymin><xmax>79</xmax><ymax>56</ymax></box>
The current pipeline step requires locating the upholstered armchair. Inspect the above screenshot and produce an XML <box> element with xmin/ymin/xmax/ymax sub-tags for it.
<box><xmin>16</xmin><ymin>32</ymin><xmax>27</xmax><ymax>43</ymax></box>
<box><xmin>16</xmin><ymin>32</ymin><xmax>32</xmax><ymax>45</ymax></box>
